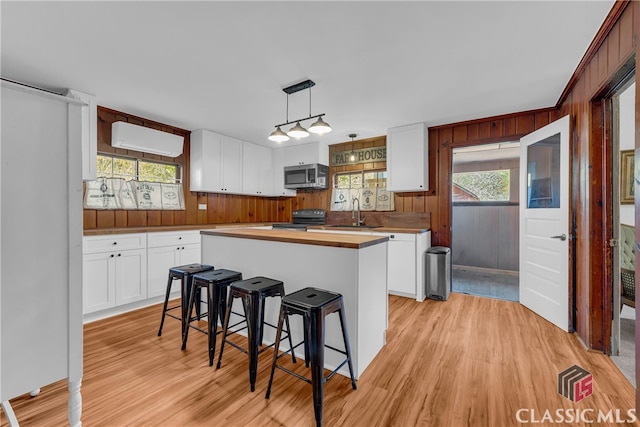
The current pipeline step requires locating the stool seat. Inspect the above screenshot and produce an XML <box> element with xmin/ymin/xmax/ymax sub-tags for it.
<box><xmin>216</xmin><ymin>276</ymin><xmax>295</xmax><ymax>392</ymax></box>
<box><xmin>231</xmin><ymin>276</ymin><xmax>284</xmax><ymax>295</ymax></box>
<box><xmin>157</xmin><ymin>263</ymin><xmax>214</xmax><ymax>337</ymax></box>
<box><xmin>266</xmin><ymin>287</ymin><xmax>357</xmax><ymax>427</ymax></box>
<box><xmin>193</xmin><ymin>268</ymin><xmax>243</xmax><ymax>283</ymax></box>
<box><xmin>182</xmin><ymin>268</ymin><xmax>242</xmax><ymax>366</ymax></box>
<box><xmin>170</xmin><ymin>263</ymin><xmax>214</xmax><ymax>276</ymax></box>
<box><xmin>282</xmin><ymin>287</ymin><xmax>341</xmax><ymax>310</ymax></box>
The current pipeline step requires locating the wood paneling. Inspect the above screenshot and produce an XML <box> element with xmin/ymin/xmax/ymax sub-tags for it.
<box><xmin>84</xmin><ymin>107</ymin><xmax>291</xmax><ymax>230</ymax></box>
<box><xmin>426</xmin><ymin>108</ymin><xmax>557</xmax><ymax>247</ymax></box>
<box><xmin>557</xmin><ymin>1</ymin><xmax>637</xmax><ymax>354</ymax></box>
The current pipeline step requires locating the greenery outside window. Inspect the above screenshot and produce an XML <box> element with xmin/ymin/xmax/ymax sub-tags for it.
<box><xmin>85</xmin><ymin>154</ymin><xmax>184</xmax><ymax>210</ymax></box>
<box><xmin>335</xmin><ymin>171</ymin><xmax>387</xmax><ymax>189</ymax></box>
<box><xmin>97</xmin><ymin>154</ymin><xmax>181</xmax><ymax>183</ymax></box>
<box><xmin>452</xmin><ymin>169</ymin><xmax>510</xmax><ymax>202</ymax></box>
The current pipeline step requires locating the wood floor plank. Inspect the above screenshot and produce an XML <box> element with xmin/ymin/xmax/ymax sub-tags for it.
<box><xmin>1</xmin><ymin>293</ymin><xmax>637</xmax><ymax>426</ymax></box>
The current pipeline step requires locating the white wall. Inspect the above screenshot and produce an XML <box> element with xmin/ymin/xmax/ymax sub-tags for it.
<box><xmin>619</xmin><ymin>82</ymin><xmax>635</xmax><ymax>226</ymax></box>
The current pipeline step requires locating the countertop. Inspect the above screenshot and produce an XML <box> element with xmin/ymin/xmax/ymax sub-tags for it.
<box><xmin>83</xmin><ymin>223</ymin><xmax>274</xmax><ymax>236</ymax></box>
<box><xmin>83</xmin><ymin>223</ymin><xmax>429</xmax><ymax>236</ymax></box>
<box><xmin>201</xmin><ymin>228</ymin><xmax>388</xmax><ymax>249</ymax></box>
<box><xmin>307</xmin><ymin>225</ymin><xmax>429</xmax><ymax>234</ymax></box>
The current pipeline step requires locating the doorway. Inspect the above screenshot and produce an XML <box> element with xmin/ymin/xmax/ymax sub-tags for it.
<box><xmin>450</xmin><ymin>142</ymin><xmax>520</xmax><ymax>301</ymax></box>
<box><xmin>611</xmin><ymin>80</ymin><xmax>636</xmax><ymax>387</ymax></box>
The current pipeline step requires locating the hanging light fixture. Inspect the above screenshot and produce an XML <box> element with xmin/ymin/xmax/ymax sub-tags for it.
<box><xmin>349</xmin><ymin>133</ymin><xmax>357</xmax><ymax>162</ymax></box>
<box><xmin>287</xmin><ymin>122</ymin><xmax>309</xmax><ymax>138</ymax></box>
<box><xmin>268</xmin><ymin>79</ymin><xmax>331</xmax><ymax>142</ymax></box>
<box><xmin>269</xmin><ymin>126</ymin><xmax>289</xmax><ymax>143</ymax></box>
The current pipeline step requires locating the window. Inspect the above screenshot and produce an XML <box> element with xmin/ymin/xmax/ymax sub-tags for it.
<box><xmin>335</xmin><ymin>171</ymin><xmax>387</xmax><ymax>189</ymax></box>
<box><xmin>85</xmin><ymin>154</ymin><xmax>185</xmax><ymax>210</ymax></box>
<box><xmin>97</xmin><ymin>154</ymin><xmax>181</xmax><ymax>183</ymax></box>
<box><xmin>452</xmin><ymin>169</ymin><xmax>510</xmax><ymax>202</ymax></box>
<box><xmin>332</xmin><ymin>170</ymin><xmax>393</xmax><ymax>211</ymax></box>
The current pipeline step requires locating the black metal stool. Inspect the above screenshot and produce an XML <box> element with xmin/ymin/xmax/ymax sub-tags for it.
<box><xmin>181</xmin><ymin>269</ymin><xmax>243</xmax><ymax>366</ymax></box>
<box><xmin>216</xmin><ymin>276</ymin><xmax>295</xmax><ymax>392</ymax></box>
<box><xmin>265</xmin><ymin>287</ymin><xmax>357</xmax><ymax>427</ymax></box>
<box><xmin>157</xmin><ymin>263</ymin><xmax>214</xmax><ymax>337</ymax></box>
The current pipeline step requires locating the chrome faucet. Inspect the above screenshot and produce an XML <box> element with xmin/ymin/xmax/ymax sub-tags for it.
<box><xmin>352</xmin><ymin>197</ymin><xmax>365</xmax><ymax>226</ymax></box>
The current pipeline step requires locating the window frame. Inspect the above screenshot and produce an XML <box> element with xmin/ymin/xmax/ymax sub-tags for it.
<box><xmin>451</xmin><ymin>168</ymin><xmax>512</xmax><ymax>204</ymax></box>
<box><xmin>96</xmin><ymin>153</ymin><xmax>183</xmax><ymax>184</ymax></box>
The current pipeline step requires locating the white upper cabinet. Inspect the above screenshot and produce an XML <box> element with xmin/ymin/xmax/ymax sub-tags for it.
<box><xmin>284</xmin><ymin>141</ymin><xmax>329</xmax><ymax>166</ymax></box>
<box><xmin>190</xmin><ymin>129</ymin><xmax>243</xmax><ymax>193</ymax></box>
<box><xmin>386</xmin><ymin>122</ymin><xmax>428</xmax><ymax>192</ymax></box>
<box><xmin>66</xmin><ymin>88</ymin><xmax>97</xmax><ymax>181</ymax></box>
<box><xmin>242</xmin><ymin>141</ymin><xmax>273</xmax><ymax>196</ymax></box>
<box><xmin>272</xmin><ymin>148</ymin><xmax>296</xmax><ymax>197</ymax></box>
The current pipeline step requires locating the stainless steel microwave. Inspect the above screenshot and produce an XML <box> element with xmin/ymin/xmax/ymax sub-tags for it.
<box><xmin>284</xmin><ymin>163</ymin><xmax>329</xmax><ymax>189</ymax></box>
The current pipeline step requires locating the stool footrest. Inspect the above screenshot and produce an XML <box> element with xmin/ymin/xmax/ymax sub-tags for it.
<box><xmin>275</xmin><ymin>365</ymin><xmax>312</xmax><ymax>384</ymax></box>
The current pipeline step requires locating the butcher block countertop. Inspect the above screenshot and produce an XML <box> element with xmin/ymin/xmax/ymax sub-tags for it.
<box><xmin>308</xmin><ymin>225</ymin><xmax>429</xmax><ymax>234</ymax></box>
<box><xmin>201</xmin><ymin>228</ymin><xmax>388</xmax><ymax>249</ymax></box>
<box><xmin>83</xmin><ymin>223</ymin><xmax>274</xmax><ymax>236</ymax></box>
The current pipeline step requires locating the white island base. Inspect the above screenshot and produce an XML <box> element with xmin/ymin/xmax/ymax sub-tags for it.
<box><xmin>201</xmin><ymin>229</ymin><xmax>388</xmax><ymax>379</ymax></box>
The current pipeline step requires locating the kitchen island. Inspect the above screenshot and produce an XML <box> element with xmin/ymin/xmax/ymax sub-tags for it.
<box><xmin>201</xmin><ymin>228</ymin><xmax>388</xmax><ymax>378</ymax></box>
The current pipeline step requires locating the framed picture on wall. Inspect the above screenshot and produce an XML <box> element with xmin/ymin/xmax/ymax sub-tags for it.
<box><xmin>621</xmin><ymin>150</ymin><xmax>634</xmax><ymax>205</ymax></box>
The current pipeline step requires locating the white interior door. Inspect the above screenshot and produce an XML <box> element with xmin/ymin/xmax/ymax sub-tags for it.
<box><xmin>519</xmin><ymin>115</ymin><xmax>570</xmax><ymax>331</ymax></box>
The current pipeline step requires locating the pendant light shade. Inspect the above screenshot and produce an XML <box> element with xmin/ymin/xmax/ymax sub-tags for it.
<box><xmin>309</xmin><ymin>116</ymin><xmax>332</xmax><ymax>134</ymax></box>
<box><xmin>268</xmin><ymin>79</ymin><xmax>331</xmax><ymax>142</ymax></box>
<box><xmin>287</xmin><ymin>121</ymin><xmax>309</xmax><ymax>139</ymax></box>
<box><xmin>268</xmin><ymin>126</ymin><xmax>290</xmax><ymax>143</ymax></box>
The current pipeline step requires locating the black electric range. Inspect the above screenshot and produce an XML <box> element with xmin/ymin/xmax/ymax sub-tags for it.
<box><xmin>272</xmin><ymin>209</ymin><xmax>326</xmax><ymax>231</ymax></box>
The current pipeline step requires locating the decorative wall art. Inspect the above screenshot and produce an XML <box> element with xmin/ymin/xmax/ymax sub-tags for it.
<box><xmin>83</xmin><ymin>178</ymin><xmax>185</xmax><ymax>210</ymax></box>
<box><xmin>621</xmin><ymin>150</ymin><xmax>634</xmax><ymax>205</ymax></box>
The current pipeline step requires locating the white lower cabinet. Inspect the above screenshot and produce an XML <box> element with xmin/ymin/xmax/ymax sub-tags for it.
<box><xmin>83</xmin><ymin>230</ymin><xmax>201</xmax><ymax>318</ymax></box>
<box><xmin>309</xmin><ymin>229</ymin><xmax>431</xmax><ymax>301</ymax></box>
<box><xmin>386</xmin><ymin>234</ymin><xmax>416</xmax><ymax>296</ymax></box>
<box><xmin>147</xmin><ymin>233</ymin><xmax>201</xmax><ymax>298</ymax></box>
<box><xmin>83</xmin><ymin>234</ymin><xmax>147</xmax><ymax>314</ymax></box>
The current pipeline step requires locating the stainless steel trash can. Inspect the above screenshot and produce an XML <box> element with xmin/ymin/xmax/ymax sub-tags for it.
<box><xmin>425</xmin><ymin>246</ymin><xmax>451</xmax><ymax>301</ymax></box>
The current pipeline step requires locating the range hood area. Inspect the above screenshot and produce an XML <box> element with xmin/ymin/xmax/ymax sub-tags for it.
<box><xmin>111</xmin><ymin>121</ymin><xmax>184</xmax><ymax>157</ymax></box>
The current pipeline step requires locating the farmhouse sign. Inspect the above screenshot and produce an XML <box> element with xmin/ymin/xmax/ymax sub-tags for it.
<box><xmin>331</xmin><ymin>147</ymin><xmax>387</xmax><ymax>166</ymax></box>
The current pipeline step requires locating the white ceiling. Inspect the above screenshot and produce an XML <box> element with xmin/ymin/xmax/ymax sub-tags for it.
<box><xmin>1</xmin><ymin>1</ymin><xmax>614</xmax><ymax>148</ymax></box>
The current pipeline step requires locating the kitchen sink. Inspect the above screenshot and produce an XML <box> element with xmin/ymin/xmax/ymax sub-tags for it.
<box><xmin>327</xmin><ymin>224</ymin><xmax>381</xmax><ymax>229</ymax></box>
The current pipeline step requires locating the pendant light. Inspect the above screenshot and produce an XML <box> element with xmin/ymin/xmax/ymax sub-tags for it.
<box><xmin>349</xmin><ymin>133</ymin><xmax>357</xmax><ymax>162</ymax></box>
<box><xmin>268</xmin><ymin>79</ymin><xmax>332</xmax><ymax>142</ymax></box>
<box><xmin>309</xmin><ymin>116</ymin><xmax>332</xmax><ymax>135</ymax></box>
<box><xmin>287</xmin><ymin>121</ymin><xmax>309</xmax><ymax>139</ymax></box>
<box><xmin>269</xmin><ymin>126</ymin><xmax>289</xmax><ymax>143</ymax></box>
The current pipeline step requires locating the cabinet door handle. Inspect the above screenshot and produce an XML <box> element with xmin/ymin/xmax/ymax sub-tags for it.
<box><xmin>181</xmin><ymin>246</ymin><xmax>185</xmax><ymax>250</ymax></box>
<box><xmin>177</xmin><ymin>247</ymin><xmax>181</xmax><ymax>250</ymax></box>
<box><xmin>110</xmin><ymin>254</ymin><xmax>115</xmax><ymax>258</ymax></box>
<box><xmin>390</xmin><ymin>235</ymin><xmax>395</xmax><ymax>239</ymax></box>
<box><xmin>117</xmin><ymin>253</ymin><xmax>121</xmax><ymax>257</ymax></box>
<box><xmin>112</xmin><ymin>242</ymin><xmax>117</xmax><ymax>245</ymax></box>
<box><xmin>178</xmin><ymin>237</ymin><xmax>182</xmax><ymax>240</ymax></box>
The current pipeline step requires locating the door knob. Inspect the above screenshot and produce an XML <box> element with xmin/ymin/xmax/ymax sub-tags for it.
<box><xmin>551</xmin><ymin>234</ymin><xmax>567</xmax><ymax>241</ymax></box>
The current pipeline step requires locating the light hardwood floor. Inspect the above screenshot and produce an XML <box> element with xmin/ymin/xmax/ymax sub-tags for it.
<box><xmin>2</xmin><ymin>293</ymin><xmax>637</xmax><ymax>426</ymax></box>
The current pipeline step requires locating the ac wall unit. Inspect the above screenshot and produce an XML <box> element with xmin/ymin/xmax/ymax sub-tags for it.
<box><xmin>111</xmin><ymin>121</ymin><xmax>184</xmax><ymax>157</ymax></box>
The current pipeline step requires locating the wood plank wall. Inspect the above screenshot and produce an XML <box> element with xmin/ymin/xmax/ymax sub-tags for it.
<box><xmin>83</xmin><ymin>107</ymin><xmax>292</xmax><ymax>230</ymax></box>
<box><xmin>426</xmin><ymin>108</ymin><xmax>559</xmax><ymax>246</ymax></box>
<box><xmin>556</xmin><ymin>0</ymin><xmax>636</xmax><ymax>353</ymax></box>
<box><xmin>294</xmin><ymin>136</ymin><xmax>430</xmax><ymax>229</ymax></box>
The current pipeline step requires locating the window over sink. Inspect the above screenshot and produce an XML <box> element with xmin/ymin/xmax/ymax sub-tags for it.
<box><xmin>331</xmin><ymin>170</ymin><xmax>394</xmax><ymax>212</ymax></box>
